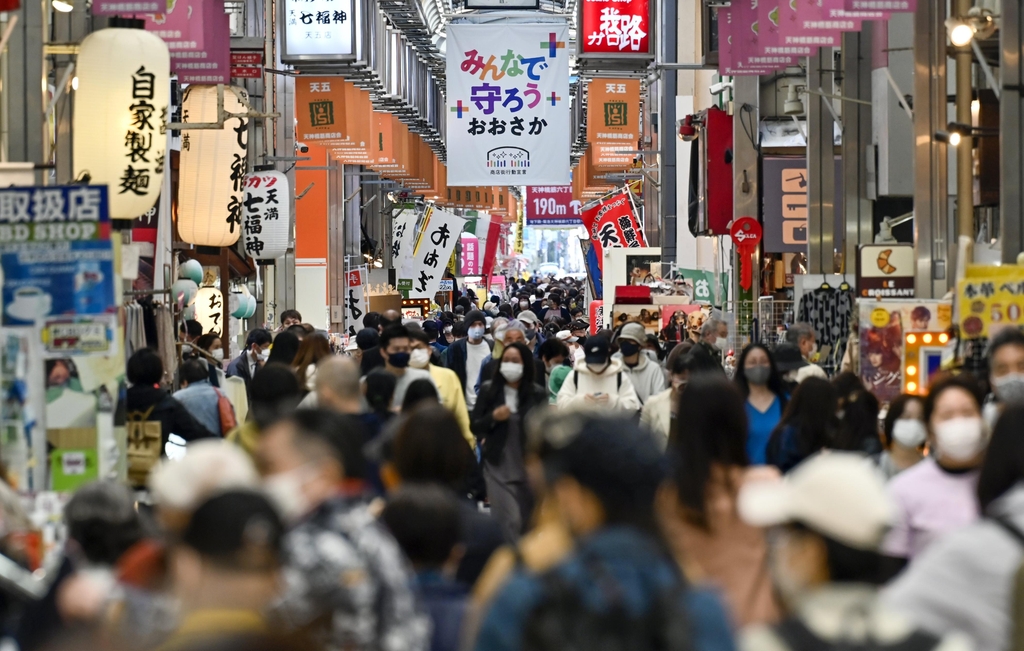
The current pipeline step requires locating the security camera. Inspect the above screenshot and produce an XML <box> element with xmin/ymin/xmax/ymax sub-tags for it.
<box><xmin>296</xmin><ymin>142</ymin><xmax>309</xmax><ymax>154</ymax></box>
<box><xmin>709</xmin><ymin>81</ymin><xmax>733</xmax><ymax>96</ymax></box>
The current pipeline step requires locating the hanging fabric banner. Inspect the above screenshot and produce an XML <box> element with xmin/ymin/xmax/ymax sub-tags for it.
<box><xmin>460</xmin><ymin>233</ymin><xmax>480</xmax><ymax>275</ymax></box>
<box><xmin>390</xmin><ymin>208</ymin><xmax>420</xmax><ymax>282</ymax></box>
<box><xmin>242</xmin><ymin>171</ymin><xmax>290</xmax><ymax>261</ymax></box>
<box><xmin>586</xmin><ymin>79</ymin><xmax>642</xmax><ymax>170</ymax></box>
<box><xmin>581</xmin><ymin>188</ymin><xmax>646</xmax><ymax>269</ymax></box>
<box><xmin>445</xmin><ymin>22</ymin><xmax>570</xmax><ymax>186</ymax></box>
<box><xmin>344</xmin><ymin>266</ymin><xmax>367</xmax><ymax>336</ymax></box>
<box><xmin>481</xmin><ymin>214</ymin><xmax>503</xmax><ymax>289</ymax></box>
<box><xmin>405</xmin><ymin>206</ymin><xmax>463</xmax><ymax>299</ymax></box>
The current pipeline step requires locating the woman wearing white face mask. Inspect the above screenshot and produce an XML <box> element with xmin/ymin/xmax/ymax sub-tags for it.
<box><xmin>877</xmin><ymin>394</ymin><xmax>927</xmax><ymax>479</ymax></box>
<box><xmin>883</xmin><ymin>375</ymin><xmax>987</xmax><ymax>561</ymax></box>
<box><xmin>470</xmin><ymin>341</ymin><xmax>548</xmax><ymax>542</ymax></box>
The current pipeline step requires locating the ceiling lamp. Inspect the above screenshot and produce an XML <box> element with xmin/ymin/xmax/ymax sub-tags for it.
<box><xmin>945</xmin><ymin>8</ymin><xmax>996</xmax><ymax>47</ymax></box>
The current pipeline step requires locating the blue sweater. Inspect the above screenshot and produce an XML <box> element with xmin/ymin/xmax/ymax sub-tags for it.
<box><xmin>745</xmin><ymin>396</ymin><xmax>782</xmax><ymax>465</ymax></box>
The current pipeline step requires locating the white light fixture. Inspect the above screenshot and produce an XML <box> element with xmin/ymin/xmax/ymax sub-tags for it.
<box><xmin>178</xmin><ymin>86</ymin><xmax>249</xmax><ymax>247</ymax></box>
<box><xmin>70</xmin><ymin>76</ymin><xmax>78</xmax><ymax>91</ymax></box>
<box><xmin>194</xmin><ymin>286</ymin><xmax>225</xmax><ymax>336</ymax></box>
<box><xmin>945</xmin><ymin>8</ymin><xmax>997</xmax><ymax>47</ymax></box>
<box><xmin>949</xmin><ymin>21</ymin><xmax>974</xmax><ymax>47</ymax></box>
<box><xmin>949</xmin><ymin>131</ymin><xmax>962</xmax><ymax>146</ymax></box>
<box><xmin>73</xmin><ymin>28</ymin><xmax>170</xmax><ymax>219</ymax></box>
<box><xmin>52</xmin><ymin>0</ymin><xmax>73</xmax><ymax>12</ymax></box>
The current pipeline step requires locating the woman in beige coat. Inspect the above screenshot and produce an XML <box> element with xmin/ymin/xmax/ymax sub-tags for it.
<box><xmin>658</xmin><ymin>375</ymin><xmax>781</xmax><ymax>628</ymax></box>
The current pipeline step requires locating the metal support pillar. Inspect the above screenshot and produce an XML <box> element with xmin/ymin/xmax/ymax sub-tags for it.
<box><xmin>913</xmin><ymin>0</ymin><xmax>949</xmax><ymax>296</ymax></box>
<box><xmin>658</xmin><ymin>0</ymin><xmax>678</xmax><ymax>263</ymax></box>
<box><xmin>6</xmin><ymin>0</ymin><xmax>45</xmax><ymax>173</ymax></box>
<box><xmin>807</xmin><ymin>49</ymin><xmax>836</xmax><ymax>274</ymax></box>
<box><xmin>329</xmin><ymin>165</ymin><xmax>355</xmax><ymax>333</ymax></box>
<box><xmin>273</xmin><ymin>69</ymin><xmax>296</xmax><ymax>313</ymax></box>
<box><xmin>954</xmin><ymin>0</ymin><xmax>973</xmax><ymax>260</ymax></box>
<box><xmin>842</xmin><ymin>29</ymin><xmax>875</xmax><ymax>272</ymax></box>
<box><xmin>1001</xmin><ymin>0</ymin><xmax>1024</xmax><ymax>263</ymax></box>
<box><xmin>733</xmin><ymin>76</ymin><xmax>759</xmax><ymax>296</ymax></box>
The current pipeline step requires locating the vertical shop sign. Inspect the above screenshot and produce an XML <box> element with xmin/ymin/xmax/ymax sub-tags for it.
<box><xmin>578</xmin><ymin>0</ymin><xmax>653</xmax><ymax>57</ymax></box>
<box><xmin>344</xmin><ymin>266</ymin><xmax>367</xmax><ymax>335</ymax></box>
<box><xmin>580</xmin><ymin>189</ymin><xmax>646</xmax><ymax>268</ymax></box>
<box><xmin>445</xmin><ymin>23</ymin><xmax>570</xmax><ymax>186</ymax></box>
<box><xmin>525</xmin><ymin>185</ymin><xmax>581</xmax><ymax>227</ymax></box>
<box><xmin>857</xmin><ymin>244</ymin><xmax>915</xmax><ymax>298</ymax></box>
<box><xmin>281</xmin><ymin>0</ymin><xmax>356</xmax><ymax>62</ymax></box>
<box><xmin>241</xmin><ymin>171</ymin><xmax>290</xmax><ymax>261</ymax></box>
<box><xmin>405</xmin><ymin>206</ymin><xmax>464</xmax><ymax>299</ymax></box>
<box><xmin>390</xmin><ymin>208</ymin><xmax>420</xmax><ymax>282</ymax></box>
<box><xmin>230</xmin><ymin>51</ymin><xmax>264</xmax><ymax>79</ymax></box>
<box><xmin>587</xmin><ymin>79</ymin><xmax>641</xmax><ymax>169</ymax></box>
<box><xmin>460</xmin><ymin>233</ymin><xmax>479</xmax><ymax>276</ymax></box>
<box><xmin>514</xmin><ymin>205</ymin><xmax>525</xmax><ymax>254</ymax></box>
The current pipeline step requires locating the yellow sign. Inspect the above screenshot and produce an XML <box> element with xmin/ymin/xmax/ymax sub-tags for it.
<box><xmin>958</xmin><ymin>274</ymin><xmax>1024</xmax><ymax>338</ymax></box>
<box><xmin>514</xmin><ymin>202</ymin><xmax>525</xmax><ymax>254</ymax></box>
<box><xmin>870</xmin><ymin>308</ymin><xmax>890</xmax><ymax>328</ymax></box>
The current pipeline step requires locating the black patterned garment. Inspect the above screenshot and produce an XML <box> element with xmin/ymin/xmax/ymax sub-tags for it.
<box><xmin>273</xmin><ymin>496</ymin><xmax>431</xmax><ymax>651</ymax></box>
<box><xmin>797</xmin><ymin>287</ymin><xmax>854</xmax><ymax>371</ymax></box>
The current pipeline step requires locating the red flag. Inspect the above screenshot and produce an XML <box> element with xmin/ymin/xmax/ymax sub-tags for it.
<box><xmin>481</xmin><ymin>214</ymin><xmax>503</xmax><ymax>291</ymax></box>
<box><xmin>581</xmin><ymin>189</ymin><xmax>647</xmax><ymax>269</ymax></box>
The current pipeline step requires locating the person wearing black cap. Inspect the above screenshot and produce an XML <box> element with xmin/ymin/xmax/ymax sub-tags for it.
<box><xmin>162</xmin><ymin>491</ymin><xmax>285</xmax><ymax>650</ymax></box>
<box><xmin>360</xmin><ymin>310</ymin><xmax>403</xmax><ymax>376</ymax></box>
<box><xmin>473</xmin><ymin>416</ymin><xmax>735</xmax><ymax>651</ymax></box>
<box><xmin>554</xmin><ymin>335</ymin><xmax>640</xmax><ymax>413</ymax></box>
<box><xmin>445</xmin><ymin>310</ymin><xmax>493</xmax><ymax>410</ymax></box>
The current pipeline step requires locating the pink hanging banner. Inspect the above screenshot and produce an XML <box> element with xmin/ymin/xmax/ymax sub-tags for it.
<box><xmin>821</xmin><ymin>0</ymin><xmax>889</xmax><ymax>19</ymax></box>
<box><xmin>844</xmin><ymin>0</ymin><xmax>914</xmax><ymax>11</ymax></box>
<box><xmin>777</xmin><ymin>0</ymin><xmax>845</xmax><ymax>48</ymax></box>
<box><xmin>145</xmin><ymin>0</ymin><xmax>230</xmax><ymax>84</ymax></box>
<box><xmin>723</xmin><ymin>1</ymin><xmax>786</xmax><ymax>75</ymax></box>
<box><xmin>460</xmin><ymin>233</ymin><xmax>480</xmax><ymax>276</ymax></box>
<box><xmin>758</xmin><ymin>2</ymin><xmax>813</xmax><ymax>59</ymax></box>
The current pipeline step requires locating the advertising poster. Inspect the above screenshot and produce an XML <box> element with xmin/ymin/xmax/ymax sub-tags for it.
<box><xmin>859</xmin><ymin>303</ymin><xmax>904</xmax><ymax>405</ymax></box>
<box><xmin>661</xmin><ymin>305</ymin><xmax>703</xmax><ymax>338</ymax></box>
<box><xmin>445</xmin><ymin>23</ymin><xmax>570</xmax><ymax>186</ymax></box>
<box><xmin>958</xmin><ymin>270</ymin><xmax>1024</xmax><ymax>339</ymax></box>
<box><xmin>2</xmin><ymin>241</ymin><xmax>117</xmax><ymax>326</ymax></box>
<box><xmin>587</xmin><ymin>79</ymin><xmax>641</xmax><ymax>169</ymax></box>
<box><xmin>611</xmin><ymin>304</ymin><xmax>662</xmax><ymax>335</ymax></box>
<box><xmin>40</xmin><ymin>316</ymin><xmax>118</xmax><ymax>358</ymax></box>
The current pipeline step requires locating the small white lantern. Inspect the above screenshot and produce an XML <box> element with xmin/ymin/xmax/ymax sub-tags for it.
<box><xmin>241</xmin><ymin>171</ymin><xmax>290</xmax><ymax>261</ymax></box>
<box><xmin>178</xmin><ymin>86</ymin><xmax>249</xmax><ymax>247</ymax></box>
<box><xmin>73</xmin><ymin>28</ymin><xmax>170</xmax><ymax>219</ymax></box>
<box><xmin>195</xmin><ymin>286</ymin><xmax>225</xmax><ymax>335</ymax></box>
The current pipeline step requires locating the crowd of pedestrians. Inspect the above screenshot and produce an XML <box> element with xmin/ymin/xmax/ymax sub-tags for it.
<box><xmin>29</xmin><ymin>281</ymin><xmax>1024</xmax><ymax>651</ymax></box>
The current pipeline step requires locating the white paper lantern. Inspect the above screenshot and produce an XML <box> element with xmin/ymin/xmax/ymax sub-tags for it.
<box><xmin>194</xmin><ymin>286</ymin><xmax>225</xmax><ymax>335</ymax></box>
<box><xmin>242</xmin><ymin>295</ymin><xmax>257</xmax><ymax>319</ymax></box>
<box><xmin>241</xmin><ymin>171</ymin><xmax>291</xmax><ymax>260</ymax></box>
<box><xmin>178</xmin><ymin>85</ymin><xmax>249</xmax><ymax>247</ymax></box>
<box><xmin>73</xmin><ymin>28</ymin><xmax>170</xmax><ymax>219</ymax></box>
<box><xmin>179</xmin><ymin>259</ymin><xmax>203</xmax><ymax>284</ymax></box>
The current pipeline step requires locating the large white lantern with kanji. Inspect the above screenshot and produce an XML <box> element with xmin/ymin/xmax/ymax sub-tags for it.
<box><xmin>178</xmin><ymin>86</ymin><xmax>249</xmax><ymax>247</ymax></box>
<box><xmin>194</xmin><ymin>286</ymin><xmax>225</xmax><ymax>336</ymax></box>
<box><xmin>73</xmin><ymin>28</ymin><xmax>170</xmax><ymax>219</ymax></box>
<box><xmin>242</xmin><ymin>170</ymin><xmax>290</xmax><ymax>260</ymax></box>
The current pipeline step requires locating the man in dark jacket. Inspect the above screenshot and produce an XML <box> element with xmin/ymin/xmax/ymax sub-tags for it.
<box><xmin>226</xmin><ymin>328</ymin><xmax>272</xmax><ymax>401</ymax></box>
<box><xmin>445</xmin><ymin>310</ymin><xmax>492</xmax><ymax>411</ymax></box>
<box><xmin>360</xmin><ymin>309</ymin><xmax>402</xmax><ymax>376</ymax></box>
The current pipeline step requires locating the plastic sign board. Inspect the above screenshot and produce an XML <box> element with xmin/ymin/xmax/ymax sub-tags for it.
<box><xmin>857</xmin><ymin>244</ymin><xmax>915</xmax><ymax>298</ymax></box>
<box><xmin>526</xmin><ymin>186</ymin><xmax>582</xmax><ymax>227</ymax></box>
<box><xmin>579</xmin><ymin>0</ymin><xmax>653</xmax><ymax>58</ymax></box>
<box><xmin>281</xmin><ymin>0</ymin><xmax>356</xmax><ymax>62</ymax></box>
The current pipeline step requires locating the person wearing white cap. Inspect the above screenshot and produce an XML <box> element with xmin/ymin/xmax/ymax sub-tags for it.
<box><xmin>615</xmin><ymin>322</ymin><xmax>666</xmax><ymax>405</ymax></box>
<box><xmin>737</xmin><ymin>453</ymin><xmax>968</xmax><ymax>651</ymax></box>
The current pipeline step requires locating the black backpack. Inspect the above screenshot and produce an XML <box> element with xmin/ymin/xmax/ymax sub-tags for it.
<box><xmin>522</xmin><ymin>553</ymin><xmax>692</xmax><ymax>651</ymax></box>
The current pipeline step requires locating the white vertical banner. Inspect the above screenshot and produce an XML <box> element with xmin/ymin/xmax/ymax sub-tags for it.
<box><xmin>390</xmin><ymin>208</ymin><xmax>420</xmax><ymax>281</ymax></box>
<box><xmin>445</xmin><ymin>22</ymin><xmax>570</xmax><ymax>186</ymax></box>
<box><xmin>242</xmin><ymin>171</ymin><xmax>291</xmax><ymax>261</ymax></box>
<box><xmin>408</xmin><ymin>206</ymin><xmax>464</xmax><ymax>299</ymax></box>
<box><xmin>343</xmin><ymin>265</ymin><xmax>368</xmax><ymax>335</ymax></box>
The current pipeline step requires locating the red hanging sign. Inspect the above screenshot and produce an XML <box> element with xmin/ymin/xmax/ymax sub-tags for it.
<box><xmin>579</xmin><ymin>0</ymin><xmax>652</xmax><ymax>57</ymax></box>
<box><xmin>581</xmin><ymin>189</ymin><xmax>647</xmax><ymax>270</ymax></box>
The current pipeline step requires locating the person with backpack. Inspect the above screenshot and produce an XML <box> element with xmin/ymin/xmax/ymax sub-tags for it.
<box><xmin>126</xmin><ymin>349</ymin><xmax>217</xmax><ymax>486</ymax></box>
<box><xmin>555</xmin><ymin>335</ymin><xmax>640</xmax><ymax>413</ymax></box>
<box><xmin>173</xmin><ymin>359</ymin><xmax>236</xmax><ymax>436</ymax></box>
<box><xmin>737</xmin><ymin>453</ymin><xmax>968</xmax><ymax>651</ymax></box>
<box><xmin>882</xmin><ymin>403</ymin><xmax>1024</xmax><ymax>651</ymax></box>
<box><xmin>474</xmin><ymin>415</ymin><xmax>735</xmax><ymax>651</ymax></box>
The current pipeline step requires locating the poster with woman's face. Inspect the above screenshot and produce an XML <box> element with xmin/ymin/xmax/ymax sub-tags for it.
<box><xmin>858</xmin><ymin>304</ymin><xmax>904</xmax><ymax>404</ymax></box>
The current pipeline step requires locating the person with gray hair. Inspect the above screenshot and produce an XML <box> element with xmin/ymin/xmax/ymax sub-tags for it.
<box><xmin>784</xmin><ymin>322</ymin><xmax>828</xmax><ymax>381</ymax></box>
<box><xmin>314</xmin><ymin>355</ymin><xmax>364</xmax><ymax>414</ymax></box>
<box><xmin>698</xmin><ymin>317</ymin><xmax>730</xmax><ymax>362</ymax></box>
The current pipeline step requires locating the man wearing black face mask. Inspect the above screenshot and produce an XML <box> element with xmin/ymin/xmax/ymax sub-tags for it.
<box><xmin>372</xmin><ymin>325</ymin><xmax>435</xmax><ymax>411</ymax></box>
<box><xmin>615</xmin><ymin>323</ymin><xmax>666</xmax><ymax>405</ymax></box>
